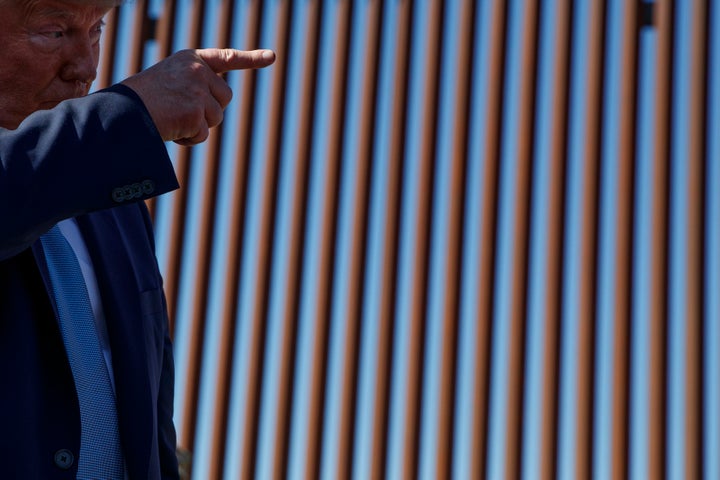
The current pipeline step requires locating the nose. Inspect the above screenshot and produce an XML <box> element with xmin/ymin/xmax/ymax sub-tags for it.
<box><xmin>59</xmin><ymin>36</ymin><xmax>99</xmax><ymax>85</ymax></box>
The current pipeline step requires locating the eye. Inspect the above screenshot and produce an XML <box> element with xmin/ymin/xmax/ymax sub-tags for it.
<box><xmin>43</xmin><ymin>31</ymin><xmax>64</xmax><ymax>39</ymax></box>
<box><xmin>91</xmin><ymin>20</ymin><xmax>105</xmax><ymax>35</ymax></box>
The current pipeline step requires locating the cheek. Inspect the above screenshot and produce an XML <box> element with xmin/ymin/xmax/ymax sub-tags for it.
<box><xmin>2</xmin><ymin>38</ymin><xmax>59</xmax><ymax>77</ymax></box>
<box><xmin>9</xmin><ymin>58</ymin><xmax>58</xmax><ymax>91</ymax></box>
<box><xmin>0</xmin><ymin>67</ymin><xmax>45</xmax><ymax>127</ymax></box>
<box><xmin>0</xmin><ymin>59</ymin><xmax>47</xmax><ymax>94</ymax></box>
<box><xmin>0</xmin><ymin>54</ymin><xmax>61</xmax><ymax>110</ymax></box>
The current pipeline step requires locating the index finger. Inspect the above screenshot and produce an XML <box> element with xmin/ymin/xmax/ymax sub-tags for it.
<box><xmin>197</xmin><ymin>48</ymin><xmax>276</xmax><ymax>73</ymax></box>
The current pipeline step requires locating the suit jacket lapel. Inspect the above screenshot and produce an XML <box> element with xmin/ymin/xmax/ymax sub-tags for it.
<box><xmin>31</xmin><ymin>240</ymin><xmax>57</xmax><ymax>318</ymax></box>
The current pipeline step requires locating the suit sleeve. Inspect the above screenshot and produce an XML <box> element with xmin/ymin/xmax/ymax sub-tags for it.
<box><xmin>0</xmin><ymin>84</ymin><xmax>179</xmax><ymax>260</ymax></box>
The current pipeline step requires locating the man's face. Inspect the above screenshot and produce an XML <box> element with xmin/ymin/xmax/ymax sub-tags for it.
<box><xmin>0</xmin><ymin>0</ymin><xmax>112</xmax><ymax>128</ymax></box>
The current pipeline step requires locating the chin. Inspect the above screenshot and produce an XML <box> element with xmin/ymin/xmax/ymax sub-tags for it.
<box><xmin>39</xmin><ymin>93</ymin><xmax>86</xmax><ymax>109</ymax></box>
<box><xmin>0</xmin><ymin>115</ymin><xmax>24</xmax><ymax>130</ymax></box>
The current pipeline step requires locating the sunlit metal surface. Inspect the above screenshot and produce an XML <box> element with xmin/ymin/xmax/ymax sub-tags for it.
<box><xmin>97</xmin><ymin>0</ymin><xmax>720</xmax><ymax>478</ymax></box>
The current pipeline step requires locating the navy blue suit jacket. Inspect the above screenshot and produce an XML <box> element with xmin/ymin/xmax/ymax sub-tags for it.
<box><xmin>0</xmin><ymin>85</ymin><xmax>180</xmax><ymax>479</ymax></box>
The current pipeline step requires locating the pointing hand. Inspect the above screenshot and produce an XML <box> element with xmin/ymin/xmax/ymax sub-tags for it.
<box><xmin>121</xmin><ymin>48</ymin><xmax>275</xmax><ymax>145</ymax></box>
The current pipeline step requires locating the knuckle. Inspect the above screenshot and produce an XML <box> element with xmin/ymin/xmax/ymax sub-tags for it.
<box><xmin>188</xmin><ymin>61</ymin><xmax>206</xmax><ymax>77</ymax></box>
<box><xmin>208</xmin><ymin>107</ymin><xmax>224</xmax><ymax>127</ymax></box>
<box><xmin>196</xmin><ymin>126</ymin><xmax>210</xmax><ymax>143</ymax></box>
<box><xmin>219</xmin><ymin>48</ymin><xmax>233</xmax><ymax>64</ymax></box>
<box><xmin>174</xmin><ymin>49</ymin><xmax>195</xmax><ymax>62</ymax></box>
<box><xmin>218</xmin><ymin>83</ymin><xmax>233</xmax><ymax>106</ymax></box>
<box><xmin>193</xmin><ymin>108</ymin><xmax>206</xmax><ymax>126</ymax></box>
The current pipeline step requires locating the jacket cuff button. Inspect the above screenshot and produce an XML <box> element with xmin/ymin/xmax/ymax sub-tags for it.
<box><xmin>142</xmin><ymin>179</ymin><xmax>155</xmax><ymax>195</ymax></box>
<box><xmin>112</xmin><ymin>187</ymin><xmax>124</xmax><ymax>203</ymax></box>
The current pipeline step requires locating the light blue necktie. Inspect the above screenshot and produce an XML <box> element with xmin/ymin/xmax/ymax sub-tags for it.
<box><xmin>40</xmin><ymin>225</ymin><xmax>125</xmax><ymax>479</ymax></box>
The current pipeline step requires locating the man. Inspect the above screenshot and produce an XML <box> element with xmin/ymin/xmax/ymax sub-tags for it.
<box><xmin>0</xmin><ymin>0</ymin><xmax>275</xmax><ymax>477</ymax></box>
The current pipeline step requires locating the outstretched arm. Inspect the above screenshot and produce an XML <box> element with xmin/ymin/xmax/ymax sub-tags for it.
<box><xmin>0</xmin><ymin>48</ymin><xmax>275</xmax><ymax>258</ymax></box>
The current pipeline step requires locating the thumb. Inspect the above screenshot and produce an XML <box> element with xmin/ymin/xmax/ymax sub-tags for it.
<box><xmin>196</xmin><ymin>48</ymin><xmax>276</xmax><ymax>73</ymax></box>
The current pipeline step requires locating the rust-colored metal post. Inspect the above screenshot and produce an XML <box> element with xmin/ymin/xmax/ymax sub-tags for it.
<box><xmin>161</xmin><ymin>0</ymin><xmax>206</xmax><ymax>328</ymax></box>
<box><xmin>208</xmin><ymin>2</ymin><xmax>264</xmax><ymax>478</ymax></box>
<box><xmin>685</xmin><ymin>0</ymin><xmax>709</xmax><ymax>478</ymax></box>
<box><xmin>649</xmin><ymin>0</ymin><xmax>674</xmax><ymax>478</ymax></box>
<box><xmin>541</xmin><ymin>0</ymin><xmax>573</xmax><ymax>479</ymax></box>
<box><xmin>167</xmin><ymin>0</ymin><xmax>206</xmax><ymax>449</ymax></box>
<box><xmin>437</xmin><ymin>0</ymin><xmax>477</xmax><ymax>478</ymax></box>
<box><xmin>155</xmin><ymin>0</ymin><xmax>178</xmax><ymax>60</ymax></box>
<box><xmin>370</xmin><ymin>0</ymin><xmax>413</xmax><ymax>469</ymax></box>
<box><xmin>179</xmin><ymin>0</ymin><xmax>235</xmax><ymax>464</ymax></box>
<box><xmin>306</xmin><ymin>0</ymin><xmax>354</xmax><ymax>478</ymax></box>
<box><xmin>403</xmin><ymin>0</ymin><xmax>445</xmax><ymax>477</ymax></box>
<box><xmin>98</xmin><ymin>8</ymin><xmax>121</xmax><ymax>88</ymax></box>
<box><xmin>612</xmin><ymin>1</ymin><xmax>640</xmax><ymax>478</ymax></box>
<box><xmin>335</xmin><ymin>0</ymin><xmax>384</xmax><ymax>478</ymax></box>
<box><xmin>128</xmin><ymin>0</ymin><xmax>150</xmax><ymax>75</ymax></box>
<box><xmin>504</xmin><ymin>0</ymin><xmax>541</xmax><ymax>477</ymax></box>
<box><xmin>273</xmin><ymin>0</ymin><xmax>323</xmax><ymax>478</ymax></box>
<box><xmin>240</xmin><ymin>2</ymin><xmax>292</xmax><ymax>478</ymax></box>
<box><xmin>472</xmin><ymin>0</ymin><xmax>510</xmax><ymax>477</ymax></box>
<box><xmin>144</xmin><ymin>0</ymin><xmax>177</xmax><ymax>222</ymax></box>
<box><xmin>575</xmin><ymin>0</ymin><xmax>607</xmax><ymax>477</ymax></box>
<box><xmin>369</xmin><ymin>0</ymin><xmax>413</xmax><ymax>478</ymax></box>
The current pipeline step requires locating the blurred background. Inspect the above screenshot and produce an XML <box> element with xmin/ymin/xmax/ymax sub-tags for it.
<box><xmin>97</xmin><ymin>0</ymin><xmax>719</xmax><ymax>478</ymax></box>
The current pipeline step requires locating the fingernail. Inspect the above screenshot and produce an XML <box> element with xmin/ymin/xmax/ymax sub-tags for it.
<box><xmin>262</xmin><ymin>50</ymin><xmax>275</xmax><ymax>61</ymax></box>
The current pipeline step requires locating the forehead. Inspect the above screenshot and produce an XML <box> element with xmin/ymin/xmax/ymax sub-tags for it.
<box><xmin>16</xmin><ymin>0</ymin><xmax>122</xmax><ymax>6</ymax></box>
<box><xmin>10</xmin><ymin>0</ymin><xmax>120</xmax><ymax>19</ymax></box>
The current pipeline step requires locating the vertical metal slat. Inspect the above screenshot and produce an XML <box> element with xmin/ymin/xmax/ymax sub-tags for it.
<box><xmin>128</xmin><ymin>0</ymin><xmax>151</xmax><ymax>75</ymax></box>
<box><xmin>472</xmin><ymin>0</ymin><xmax>510</xmax><ymax>476</ymax></box>
<box><xmin>145</xmin><ymin>0</ymin><xmax>178</xmax><ymax>222</ymax></box>
<box><xmin>308</xmin><ymin>0</ymin><xmax>354</xmax><ymax>477</ymax></box>
<box><xmin>209</xmin><ymin>1</ymin><xmax>264</xmax><ymax>477</ymax></box>
<box><xmin>685</xmin><ymin>0</ymin><xmax>709</xmax><ymax>477</ymax></box>
<box><xmin>612</xmin><ymin>1</ymin><xmax>640</xmax><ymax>478</ymax></box>
<box><xmin>98</xmin><ymin>7</ymin><xmax>121</xmax><ymax>88</ymax></box>
<box><xmin>336</xmin><ymin>0</ymin><xmax>384</xmax><ymax>477</ymax></box>
<box><xmin>504</xmin><ymin>0</ymin><xmax>541</xmax><ymax>476</ymax></box>
<box><xmin>649</xmin><ymin>0</ymin><xmax>674</xmax><ymax>477</ymax></box>
<box><xmin>575</xmin><ymin>0</ymin><xmax>607</xmax><ymax>476</ymax></box>
<box><xmin>273</xmin><ymin>0</ymin><xmax>323</xmax><ymax>477</ymax></box>
<box><xmin>370</xmin><ymin>0</ymin><xmax>414</xmax><ymax>478</ymax></box>
<box><xmin>541</xmin><ymin>0</ymin><xmax>573</xmax><ymax>478</ymax></box>
<box><xmin>173</xmin><ymin>0</ymin><xmax>212</xmax><ymax>456</ymax></box>
<box><xmin>404</xmin><ymin>0</ymin><xmax>445</xmax><ymax>477</ymax></box>
<box><xmin>437</xmin><ymin>0</ymin><xmax>477</xmax><ymax>478</ymax></box>
<box><xmin>178</xmin><ymin>0</ymin><xmax>236</xmax><ymax>468</ymax></box>
<box><xmin>240</xmin><ymin>1</ymin><xmax>292</xmax><ymax>477</ymax></box>
<box><xmin>161</xmin><ymin>0</ymin><xmax>207</xmax><ymax>329</ymax></box>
